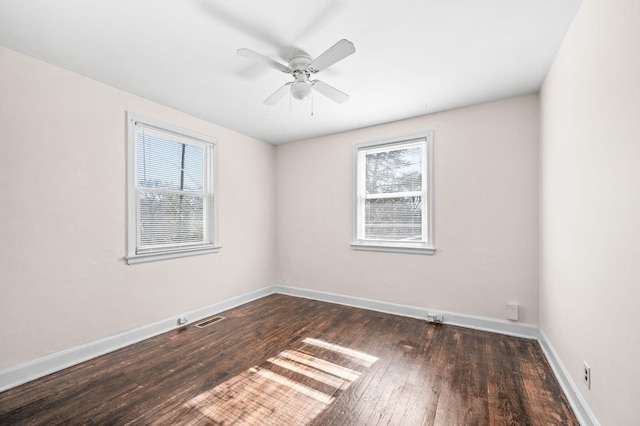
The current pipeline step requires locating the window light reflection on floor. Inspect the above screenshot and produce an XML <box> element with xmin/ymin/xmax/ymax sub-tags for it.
<box><xmin>184</xmin><ymin>338</ymin><xmax>378</xmax><ymax>425</ymax></box>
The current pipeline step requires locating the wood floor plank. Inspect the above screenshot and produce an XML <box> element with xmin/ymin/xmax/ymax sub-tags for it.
<box><xmin>396</xmin><ymin>325</ymin><xmax>442</xmax><ymax>426</ymax></box>
<box><xmin>383</xmin><ymin>328</ymin><xmax>435</xmax><ymax>425</ymax></box>
<box><xmin>0</xmin><ymin>294</ymin><xmax>578</xmax><ymax>425</ymax></box>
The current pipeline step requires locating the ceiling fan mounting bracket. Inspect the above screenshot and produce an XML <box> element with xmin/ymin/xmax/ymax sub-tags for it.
<box><xmin>292</xmin><ymin>69</ymin><xmax>310</xmax><ymax>82</ymax></box>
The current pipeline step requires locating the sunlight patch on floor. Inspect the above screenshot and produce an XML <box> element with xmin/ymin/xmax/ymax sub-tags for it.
<box><xmin>278</xmin><ymin>349</ymin><xmax>361</xmax><ymax>382</ymax></box>
<box><xmin>185</xmin><ymin>338</ymin><xmax>377</xmax><ymax>425</ymax></box>
<box><xmin>303</xmin><ymin>338</ymin><xmax>378</xmax><ymax>367</ymax></box>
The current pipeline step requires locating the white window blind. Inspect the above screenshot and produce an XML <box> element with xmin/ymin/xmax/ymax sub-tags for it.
<box><xmin>353</xmin><ymin>131</ymin><xmax>434</xmax><ymax>254</ymax></box>
<box><xmin>126</xmin><ymin>114</ymin><xmax>219</xmax><ymax>264</ymax></box>
<box><xmin>364</xmin><ymin>143</ymin><xmax>424</xmax><ymax>241</ymax></box>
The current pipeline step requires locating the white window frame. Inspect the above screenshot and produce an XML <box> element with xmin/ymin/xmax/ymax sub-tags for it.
<box><xmin>126</xmin><ymin>112</ymin><xmax>220</xmax><ymax>264</ymax></box>
<box><xmin>351</xmin><ymin>130</ymin><xmax>435</xmax><ymax>255</ymax></box>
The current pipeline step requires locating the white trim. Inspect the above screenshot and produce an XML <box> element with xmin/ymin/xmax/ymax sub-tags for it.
<box><xmin>0</xmin><ymin>285</ymin><xmax>537</xmax><ymax>393</ymax></box>
<box><xmin>0</xmin><ymin>284</ymin><xmax>598</xmax><ymax>426</ymax></box>
<box><xmin>425</xmin><ymin>134</ymin><xmax>434</xmax><ymax>245</ymax></box>
<box><xmin>125</xmin><ymin>246</ymin><xmax>222</xmax><ymax>264</ymax></box>
<box><xmin>352</xmin><ymin>133</ymin><xmax>432</xmax><ymax>150</ymax></box>
<box><xmin>538</xmin><ymin>329</ymin><xmax>600</xmax><ymax>426</ymax></box>
<box><xmin>0</xmin><ymin>286</ymin><xmax>275</xmax><ymax>392</ymax></box>
<box><xmin>350</xmin><ymin>243</ymin><xmax>435</xmax><ymax>255</ymax></box>
<box><xmin>126</xmin><ymin>112</ymin><xmax>137</xmax><ymax>260</ymax></box>
<box><xmin>352</xmin><ymin>130</ymin><xmax>435</xmax><ymax>253</ymax></box>
<box><xmin>274</xmin><ymin>285</ymin><xmax>538</xmax><ymax>339</ymax></box>
<box><xmin>125</xmin><ymin>112</ymin><xmax>219</xmax><ymax>264</ymax></box>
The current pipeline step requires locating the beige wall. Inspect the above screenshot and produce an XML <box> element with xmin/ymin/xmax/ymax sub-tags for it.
<box><xmin>0</xmin><ymin>44</ymin><xmax>541</xmax><ymax>374</ymax></box>
<box><xmin>276</xmin><ymin>95</ymin><xmax>540</xmax><ymax>324</ymax></box>
<box><xmin>0</xmin><ymin>47</ymin><xmax>276</xmax><ymax>369</ymax></box>
<box><xmin>539</xmin><ymin>0</ymin><xmax>640</xmax><ymax>424</ymax></box>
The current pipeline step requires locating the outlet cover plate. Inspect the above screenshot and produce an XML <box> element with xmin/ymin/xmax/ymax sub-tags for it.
<box><xmin>583</xmin><ymin>361</ymin><xmax>591</xmax><ymax>389</ymax></box>
<box><xmin>506</xmin><ymin>303</ymin><xmax>519</xmax><ymax>321</ymax></box>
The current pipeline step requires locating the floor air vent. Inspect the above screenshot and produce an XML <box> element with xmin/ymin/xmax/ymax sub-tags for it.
<box><xmin>196</xmin><ymin>316</ymin><xmax>225</xmax><ymax>328</ymax></box>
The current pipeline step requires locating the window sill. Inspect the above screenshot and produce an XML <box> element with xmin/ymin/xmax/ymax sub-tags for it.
<box><xmin>350</xmin><ymin>242</ymin><xmax>435</xmax><ymax>255</ymax></box>
<box><xmin>126</xmin><ymin>246</ymin><xmax>221</xmax><ymax>265</ymax></box>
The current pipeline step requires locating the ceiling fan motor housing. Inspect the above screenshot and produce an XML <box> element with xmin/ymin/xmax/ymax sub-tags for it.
<box><xmin>289</xmin><ymin>54</ymin><xmax>312</xmax><ymax>72</ymax></box>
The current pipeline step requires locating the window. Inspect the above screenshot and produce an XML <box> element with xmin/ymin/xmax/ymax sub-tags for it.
<box><xmin>352</xmin><ymin>131</ymin><xmax>434</xmax><ymax>254</ymax></box>
<box><xmin>126</xmin><ymin>113</ymin><xmax>219</xmax><ymax>264</ymax></box>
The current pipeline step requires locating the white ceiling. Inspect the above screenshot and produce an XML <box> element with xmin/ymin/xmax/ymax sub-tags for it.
<box><xmin>0</xmin><ymin>0</ymin><xmax>581</xmax><ymax>144</ymax></box>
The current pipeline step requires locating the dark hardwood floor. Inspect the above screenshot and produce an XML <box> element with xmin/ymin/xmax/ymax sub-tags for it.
<box><xmin>0</xmin><ymin>294</ymin><xmax>577</xmax><ymax>425</ymax></box>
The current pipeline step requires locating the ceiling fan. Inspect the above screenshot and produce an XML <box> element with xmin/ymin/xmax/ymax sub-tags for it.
<box><xmin>237</xmin><ymin>39</ymin><xmax>356</xmax><ymax>105</ymax></box>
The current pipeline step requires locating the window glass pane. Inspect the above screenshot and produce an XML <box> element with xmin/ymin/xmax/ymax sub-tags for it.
<box><xmin>366</xmin><ymin>146</ymin><xmax>422</xmax><ymax>194</ymax></box>
<box><xmin>365</xmin><ymin>196</ymin><xmax>422</xmax><ymax>240</ymax></box>
<box><xmin>138</xmin><ymin>192</ymin><xmax>206</xmax><ymax>247</ymax></box>
<box><xmin>137</xmin><ymin>129</ymin><xmax>204</xmax><ymax>192</ymax></box>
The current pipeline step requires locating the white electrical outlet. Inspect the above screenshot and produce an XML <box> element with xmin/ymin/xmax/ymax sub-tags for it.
<box><xmin>583</xmin><ymin>361</ymin><xmax>591</xmax><ymax>389</ymax></box>
<box><xmin>506</xmin><ymin>302</ymin><xmax>519</xmax><ymax>321</ymax></box>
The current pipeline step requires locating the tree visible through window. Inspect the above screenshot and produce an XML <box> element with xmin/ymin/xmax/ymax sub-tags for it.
<box><xmin>365</xmin><ymin>145</ymin><xmax>423</xmax><ymax>240</ymax></box>
<box><xmin>126</xmin><ymin>114</ymin><xmax>219</xmax><ymax>264</ymax></box>
<box><xmin>353</xmin><ymin>132</ymin><xmax>434</xmax><ymax>254</ymax></box>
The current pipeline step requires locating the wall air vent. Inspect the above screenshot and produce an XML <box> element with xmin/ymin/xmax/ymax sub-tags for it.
<box><xmin>196</xmin><ymin>316</ymin><xmax>225</xmax><ymax>328</ymax></box>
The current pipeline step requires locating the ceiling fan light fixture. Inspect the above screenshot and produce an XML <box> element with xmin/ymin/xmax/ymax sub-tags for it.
<box><xmin>291</xmin><ymin>80</ymin><xmax>312</xmax><ymax>101</ymax></box>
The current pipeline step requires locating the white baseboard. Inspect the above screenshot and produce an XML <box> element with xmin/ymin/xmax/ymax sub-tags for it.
<box><xmin>538</xmin><ymin>329</ymin><xmax>600</xmax><ymax>426</ymax></box>
<box><xmin>0</xmin><ymin>286</ymin><xmax>276</xmax><ymax>392</ymax></box>
<box><xmin>276</xmin><ymin>286</ymin><xmax>600</xmax><ymax>424</ymax></box>
<box><xmin>0</xmin><ymin>283</ymin><xmax>598</xmax><ymax>426</ymax></box>
<box><xmin>274</xmin><ymin>285</ymin><xmax>539</xmax><ymax>339</ymax></box>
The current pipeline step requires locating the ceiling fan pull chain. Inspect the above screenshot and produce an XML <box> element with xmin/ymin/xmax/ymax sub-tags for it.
<box><xmin>311</xmin><ymin>91</ymin><xmax>314</xmax><ymax>116</ymax></box>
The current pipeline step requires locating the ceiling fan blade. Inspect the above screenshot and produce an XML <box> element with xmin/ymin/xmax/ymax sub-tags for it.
<box><xmin>308</xmin><ymin>39</ymin><xmax>355</xmax><ymax>72</ymax></box>
<box><xmin>264</xmin><ymin>82</ymin><xmax>293</xmax><ymax>105</ymax></box>
<box><xmin>311</xmin><ymin>80</ymin><xmax>349</xmax><ymax>104</ymax></box>
<box><xmin>237</xmin><ymin>48</ymin><xmax>291</xmax><ymax>73</ymax></box>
